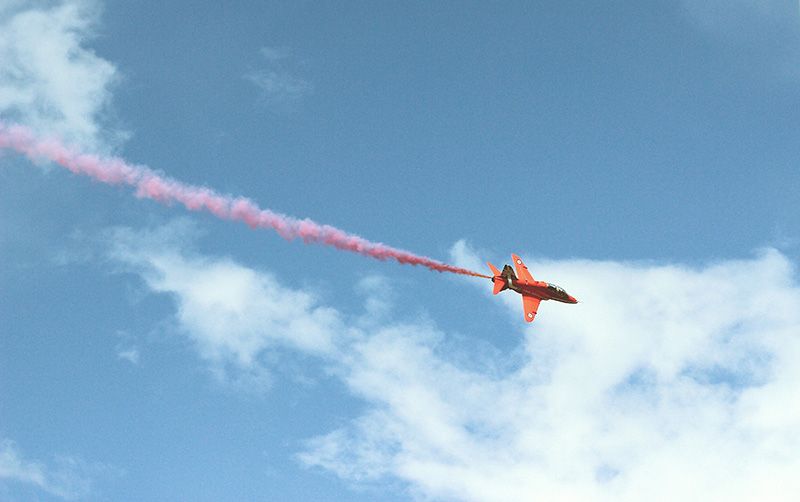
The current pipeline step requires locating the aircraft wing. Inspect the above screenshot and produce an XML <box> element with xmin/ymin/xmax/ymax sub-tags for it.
<box><xmin>511</xmin><ymin>254</ymin><xmax>535</xmax><ymax>283</ymax></box>
<box><xmin>522</xmin><ymin>295</ymin><xmax>541</xmax><ymax>323</ymax></box>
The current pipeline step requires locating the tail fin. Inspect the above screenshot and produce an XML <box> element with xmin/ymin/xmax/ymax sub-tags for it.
<box><xmin>488</xmin><ymin>262</ymin><xmax>507</xmax><ymax>295</ymax></box>
<box><xmin>501</xmin><ymin>265</ymin><xmax>517</xmax><ymax>281</ymax></box>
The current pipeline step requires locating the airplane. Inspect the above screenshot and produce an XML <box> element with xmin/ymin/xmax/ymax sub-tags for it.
<box><xmin>487</xmin><ymin>254</ymin><xmax>577</xmax><ymax>322</ymax></box>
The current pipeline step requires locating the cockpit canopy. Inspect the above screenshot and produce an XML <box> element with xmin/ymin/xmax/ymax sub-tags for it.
<box><xmin>547</xmin><ymin>283</ymin><xmax>569</xmax><ymax>298</ymax></box>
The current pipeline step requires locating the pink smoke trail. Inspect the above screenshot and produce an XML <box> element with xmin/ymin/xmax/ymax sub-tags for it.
<box><xmin>0</xmin><ymin>122</ymin><xmax>490</xmax><ymax>279</ymax></box>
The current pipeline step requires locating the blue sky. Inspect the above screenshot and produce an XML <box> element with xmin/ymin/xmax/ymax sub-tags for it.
<box><xmin>1</xmin><ymin>1</ymin><xmax>800</xmax><ymax>500</ymax></box>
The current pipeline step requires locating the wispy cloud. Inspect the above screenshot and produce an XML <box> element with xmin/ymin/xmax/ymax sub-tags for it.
<box><xmin>0</xmin><ymin>440</ymin><xmax>46</xmax><ymax>492</ymax></box>
<box><xmin>681</xmin><ymin>0</ymin><xmax>800</xmax><ymax>79</ymax></box>
<box><xmin>681</xmin><ymin>0</ymin><xmax>793</xmax><ymax>39</ymax></box>
<box><xmin>113</xmin><ymin>330</ymin><xmax>140</xmax><ymax>365</ymax></box>
<box><xmin>108</xmin><ymin>223</ymin><xmax>800</xmax><ymax>501</ymax></box>
<box><xmin>245</xmin><ymin>46</ymin><xmax>312</xmax><ymax>105</ymax></box>
<box><xmin>116</xmin><ymin>347</ymin><xmax>140</xmax><ymax>364</ymax></box>
<box><xmin>106</xmin><ymin>220</ymin><xmax>342</xmax><ymax>388</ymax></box>
<box><xmin>0</xmin><ymin>0</ymin><xmax>123</xmax><ymax>151</ymax></box>
<box><xmin>0</xmin><ymin>438</ymin><xmax>108</xmax><ymax>500</ymax></box>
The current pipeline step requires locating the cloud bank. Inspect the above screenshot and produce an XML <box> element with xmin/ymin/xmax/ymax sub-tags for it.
<box><xmin>109</xmin><ymin>224</ymin><xmax>800</xmax><ymax>501</ymax></box>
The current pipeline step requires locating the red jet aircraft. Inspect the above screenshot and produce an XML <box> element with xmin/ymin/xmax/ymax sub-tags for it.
<box><xmin>487</xmin><ymin>254</ymin><xmax>577</xmax><ymax>322</ymax></box>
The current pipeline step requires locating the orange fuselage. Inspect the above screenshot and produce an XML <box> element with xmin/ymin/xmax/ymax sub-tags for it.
<box><xmin>501</xmin><ymin>275</ymin><xmax>578</xmax><ymax>304</ymax></box>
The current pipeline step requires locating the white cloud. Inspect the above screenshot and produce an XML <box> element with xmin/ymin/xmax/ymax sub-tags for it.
<box><xmin>0</xmin><ymin>0</ymin><xmax>122</xmax><ymax>150</ymax></box>
<box><xmin>245</xmin><ymin>46</ymin><xmax>312</xmax><ymax>105</ymax></box>
<box><xmin>108</xmin><ymin>224</ymin><xmax>800</xmax><ymax>501</ymax></box>
<box><xmin>300</xmin><ymin>246</ymin><xmax>800</xmax><ymax>501</ymax></box>
<box><xmin>113</xmin><ymin>330</ymin><xmax>140</xmax><ymax>365</ymax></box>
<box><xmin>0</xmin><ymin>439</ymin><xmax>98</xmax><ymax>500</ymax></box>
<box><xmin>0</xmin><ymin>440</ymin><xmax>46</xmax><ymax>490</ymax></box>
<box><xmin>116</xmin><ymin>347</ymin><xmax>139</xmax><ymax>364</ymax></box>
<box><xmin>107</xmin><ymin>221</ymin><xmax>342</xmax><ymax>387</ymax></box>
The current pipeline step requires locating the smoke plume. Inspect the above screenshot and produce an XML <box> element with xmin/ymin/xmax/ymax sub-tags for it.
<box><xmin>0</xmin><ymin>122</ymin><xmax>489</xmax><ymax>278</ymax></box>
